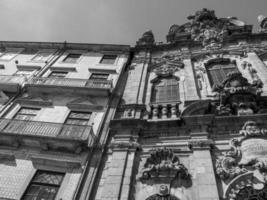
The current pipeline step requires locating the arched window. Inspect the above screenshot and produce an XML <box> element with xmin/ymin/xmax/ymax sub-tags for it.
<box><xmin>151</xmin><ymin>77</ymin><xmax>179</xmax><ymax>103</ymax></box>
<box><xmin>205</xmin><ymin>58</ymin><xmax>239</xmax><ymax>87</ymax></box>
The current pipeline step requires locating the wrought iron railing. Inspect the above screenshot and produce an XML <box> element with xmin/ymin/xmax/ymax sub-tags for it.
<box><xmin>0</xmin><ymin>118</ymin><xmax>95</xmax><ymax>146</ymax></box>
<box><xmin>27</xmin><ymin>77</ymin><xmax>112</xmax><ymax>89</ymax></box>
<box><xmin>0</xmin><ymin>75</ymin><xmax>26</xmax><ymax>84</ymax></box>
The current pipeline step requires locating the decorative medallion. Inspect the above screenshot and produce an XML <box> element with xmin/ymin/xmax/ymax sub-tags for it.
<box><xmin>258</xmin><ymin>15</ymin><xmax>267</xmax><ymax>33</ymax></box>
<box><xmin>136</xmin><ymin>30</ymin><xmax>155</xmax><ymax>46</ymax></box>
<box><xmin>146</xmin><ymin>185</ymin><xmax>180</xmax><ymax>200</ymax></box>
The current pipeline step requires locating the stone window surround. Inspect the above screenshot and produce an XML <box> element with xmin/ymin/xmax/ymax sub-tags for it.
<box><xmin>0</xmin><ymin>48</ymin><xmax>24</xmax><ymax>61</ymax></box>
<box><xmin>30</xmin><ymin>49</ymin><xmax>56</xmax><ymax>63</ymax></box>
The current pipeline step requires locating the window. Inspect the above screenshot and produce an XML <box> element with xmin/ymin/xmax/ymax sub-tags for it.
<box><xmin>14</xmin><ymin>69</ymin><xmax>35</xmax><ymax>77</ymax></box>
<box><xmin>90</xmin><ymin>73</ymin><xmax>109</xmax><ymax>80</ymax></box>
<box><xmin>22</xmin><ymin>170</ymin><xmax>64</xmax><ymax>200</ymax></box>
<box><xmin>0</xmin><ymin>50</ymin><xmax>17</xmax><ymax>60</ymax></box>
<box><xmin>206</xmin><ymin>60</ymin><xmax>239</xmax><ymax>87</ymax></box>
<box><xmin>14</xmin><ymin>107</ymin><xmax>40</xmax><ymax>121</ymax></box>
<box><xmin>64</xmin><ymin>111</ymin><xmax>91</xmax><ymax>125</ymax></box>
<box><xmin>100</xmin><ymin>55</ymin><xmax>117</xmax><ymax>64</ymax></box>
<box><xmin>151</xmin><ymin>77</ymin><xmax>179</xmax><ymax>103</ymax></box>
<box><xmin>49</xmin><ymin>71</ymin><xmax>68</xmax><ymax>78</ymax></box>
<box><xmin>63</xmin><ymin>53</ymin><xmax>81</xmax><ymax>63</ymax></box>
<box><xmin>32</xmin><ymin>51</ymin><xmax>51</xmax><ymax>62</ymax></box>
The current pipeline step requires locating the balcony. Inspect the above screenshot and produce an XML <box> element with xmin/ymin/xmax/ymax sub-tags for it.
<box><xmin>25</xmin><ymin>77</ymin><xmax>113</xmax><ymax>96</ymax></box>
<box><xmin>0</xmin><ymin>118</ymin><xmax>95</xmax><ymax>152</ymax></box>
<box><xmin>0</xmin><ymin>75</ymin><xmax>26</xmax><ymax>92</ymax></box>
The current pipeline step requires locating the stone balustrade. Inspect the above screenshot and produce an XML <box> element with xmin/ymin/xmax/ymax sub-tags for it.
<box><xmin>150</xmin><ymin>103</ymin><xmax>180</xmax><ymax>120</ymax></box>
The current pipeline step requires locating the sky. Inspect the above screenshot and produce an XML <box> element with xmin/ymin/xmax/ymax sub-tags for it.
<box><xmin>0</xmin><ymin>0</ymin><xmax>266</xmax><ymax>45</ymax></box>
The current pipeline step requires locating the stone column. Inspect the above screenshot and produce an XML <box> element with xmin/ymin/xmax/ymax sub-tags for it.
<box><xmin>183</xmin><ymin>59</ymin><xmax>199</xmax><ymax>102</ymax></box>
<box><xmin>188</xmin><ymin>139</ymin><xmax>219</xmax><ymax>200</ymax></box>
<box><xmin>100</xmin><ymin>139</ymin><xmax>139</xmax><ymax>200</ymax></box>
<box><xmin>247</xmin><ymin>52</ymin><xmax>267</xmax><ymax>95</ymax></box>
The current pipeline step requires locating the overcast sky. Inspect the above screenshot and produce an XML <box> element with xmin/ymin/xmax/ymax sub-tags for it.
<box><xmin>0</xmin><ymin>0</ymin><xmax>266</xmax><ymax>45</ymax></box>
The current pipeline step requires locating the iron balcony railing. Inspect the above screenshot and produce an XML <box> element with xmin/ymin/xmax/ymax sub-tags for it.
<box><xmin>0</xmin><ymin>118</ymin><xmax>95</xmax><ymax>146</ymax></box>
<box><xmin>0</xmin><ymin>75</ymin><xmax>26</xmax><ymax>84</ymax></box>
<box><xmin>27</xmin><ymin>77</ymin><xmax>113</xmax><ymax>89</ymax></box>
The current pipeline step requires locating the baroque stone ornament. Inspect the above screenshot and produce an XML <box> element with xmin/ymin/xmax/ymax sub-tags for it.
<box><xmin>166</xmin><ymin>8</ymin><xmax>252</xmax><ymax>49</ymax></box>
<box><xmin>216</xmin><ymin>121</ymin><xmax>267</xmax><ymax>199</ymax></box>
<box><xmin>213</xmin><ymin>72</ymin><xmax>263</xmax><ymax>116</ymax></box>
<box><xmin>258</xmin><ymin>15</ymin><xmax>267</xmax><ymax>33</ymax></box>
<box><xmin>146</xmin><ymin>185</ymin><xmax>179</xmax><ymax>200</ymax></box>
<box><xmin>151</xmin><ymin>52</ymin><xmax>184</xmax><ymax>76</ymax></box>
<box><xmin>141</xmin><ymin>148</ymin><xmax>190</xmax><ymax>181</ymax></box>
<box><xmin>136</xmin><ymin>30</ymin><xmax>155</xmax><ymax>46</ymax></box>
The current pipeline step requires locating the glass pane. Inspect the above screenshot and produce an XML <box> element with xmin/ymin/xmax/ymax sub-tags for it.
<box><xmin>14</xmin><ymin>114</ymin><xmax>35</xmax><ymax>121</ymax></box>
<box><xmin>90</xmin><ymin>73</ymin><xmax>109</xmax><ymax>80</ymax></box>
<box><xmin>69</xmin><ymin>112</ymin><xmax>91</xmax><ymax>119</ymax></box>
<box><xmin>23</xmin><ymin>184</ymin><xmax>58</xmax><ymax>200</ymax></box>
<box><xmin>33</xmin><ymin>171</ymin><xmax>64</xmax><ymax>185</ymax></box>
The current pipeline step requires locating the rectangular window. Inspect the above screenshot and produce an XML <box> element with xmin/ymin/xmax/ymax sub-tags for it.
<box><xmin>32</xmin><ymin>51</ymin><xmax>51</xmax><ymax>62</ymax></box>
<box><xmin>22</xmin><ymin>170</ymin><xmax>64</xmax><ymax>200</ymax></box>
<box><xmin>99</xmin><ymin>55</ymin><xmax>117</xmax><ymax>65</ymax></box>
<box><xmin>207</xmin><ymin>63</ymin><xmax>239</xmax><ymax>87</ymax></box>
<box><xmin>14</xmin><ymin>107</ymin><xmax>40</xmax><ymax>121</ymax></box>
<box><xmin>14</xmin><ymin>69</ymin><xmax>35</xmax><ymax>77</ymax></box>
<box><xmin>90</xmin><ymin>73</ymin><xmax>109</xmax><ymax>80</ymax></box>
<box><xmin>63</xmin><ymin>53</ymin><xmax>81</xmax><ymax>63</ymax></box>
<box><xmin>0</xmin><ymin>50</ymin><xmax>17</xmax><ymax>60</ymax></box>
<box><xmin>64</xmin><ymin>111</ymin><xmax>91</xmax><ymax>126</ymax></box>
<box><xmin>49</xmin><ymin>71</ymin><xmax>68</xmax><ymax>78</ymax></box>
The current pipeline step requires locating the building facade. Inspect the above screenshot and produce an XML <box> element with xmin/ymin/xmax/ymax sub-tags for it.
<box><xmin>1</xmin><ymin>8</ymin><xmax>267</xmax><ymax>200</ymax></box>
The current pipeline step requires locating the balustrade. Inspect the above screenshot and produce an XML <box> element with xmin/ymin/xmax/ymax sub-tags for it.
<box><xmin>150</xmin><ymin>103</ymin><xmax>179</xmax><ymax>120</ymax></box>
<box><xmin>0</xmin><ymin>118</ymin><xmax>95</xmax><ymax>146</ymax></box>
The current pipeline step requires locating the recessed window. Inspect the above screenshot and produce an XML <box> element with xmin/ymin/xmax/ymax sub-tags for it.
<box><xmin>49</xmin><ymin>71</ymin><xmax>68</xmax><ymax>78</ymax></box>
<box><xmin>14</xmin><ymin>69</ymin><xmax>35</xmax><ymax>77</ymax></box>
<box><xmin>32</xmin><ymin>51</ymin><xmax>51</xmax><ymax>62</ymax></box>
<box><xmin>90</xmin><ymin>73</ymin><xmax>109</xmax><ymax>80</ymax></box>
<box><xmin>63</xmin><ymin>53</ymin><xmax>81</xmax><ymax>63</ymax></box>
<box><xmin>100</xmin><ymin>55</ymin><xmax>117</xmax><ymax>65</ymax></box>
<box><xmin>22</xmin><ymin>170</ymin><xmax>64</xmax><ymax>200</ymax></box>
<box><xmin>206</xmin><ymin>61</ymin><xmax>239</xmax><ymax>87</ymax></box>
<box><xmin>65</xmin><ymin>111</ymin><xmax>91</xmax><ymax>125</ymax></box>
<box><xmin>0</xmin><ymin>50</ymin><xmax>17</xmax><ymax>60</ymax></box>
<box><xmin>14</xmin><ymin>107</ymin><xmax>40</xmax><ymax>121</ymax></box>
<box><xmin>151</xmin><ymin>77</ymin><xmax>180</xmax><ymax>103</ymax></box>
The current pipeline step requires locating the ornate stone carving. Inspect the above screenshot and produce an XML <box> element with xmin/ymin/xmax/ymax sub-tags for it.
<box><xmin>216</xmin><ymin>121</ymin><xmax>267</xmax><ymax>183</ymax></box>
<box><xmin>258</xmin><ymin>15</ymin><xmax>267</xmax><ymax>33</ymax></box>
<box><xmin>167</xmin><ymin>8</ymin><xmax>251</xmax><ymax>49</ymax></box>
<box><xmin>188</xmin><ymin>139</ymin><xmax>214</xmax><ymax>150</ymax></box>
<box><xmin>213</xmin><ymin>72</ymin><xmax>263</xmax><ymax>116</ymax></box>
<box><xmin>136</xmin><ymin>30</ymin><xmax>155</xmax><ymax>46</ymax></box>
<box><xmin>151</xmin><ymin>52</ymin><xmax>184</xmax><ymax>76</ymax></box>
<box><xmin>141</xmin><ymin>148</ymin><xmax>190</xmax><ymax>180</ymax></box>
<box><xmin>146</xmin><ymin>185</ymin><xmax>180</xmax><ymax>200</ymax></box>
<box><xmin>109</xmin><ymin>137</ymin><xmax>141</xmax><ymax>150</ymax></box>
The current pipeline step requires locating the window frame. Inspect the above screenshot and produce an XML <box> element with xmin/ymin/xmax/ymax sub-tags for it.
<box><xmin>151</xmin><ymin>76</ymin><xmax>180</xmax><ymax>104</ymax></box>
<box><xmin>13</xmin><ymin>107</ymin><xmax>40</xmax><ymax>121</ymax></box>
<box><xmin>0</xmin><ymin>49</ymin><xmax>20</xmax><ymax>61</ymax></box>
<box><xmin>99</xmin><ymin>54</ymin><xmax>117</xmax><ymax>65</ymax></box>
<box><xmin>89</xmin><ymin>73</ymin><xmax>109</xmax><ymax>80</ymax></box>
<box><xmin>48</xmin><ymin>71</ymin><xmax>68</xmax><ymax>78</ymax></box>
<box><xmin>205</xmin><ymin>59</ymin><xmax>239</xmax><ymax>87</ymax></box>
<box><xmin>63</xmin><ymin>53</ymin><xmax>82</xmax><ymax>63</ymax></box>
<box><xmin>31</xmin><ymin>50</ymin><xmax>53</xmax><ymax>63</ymax></box>
<box><xmin>64</xmin><ymin>111</ymin><xmax>92</xmax><ymax>126</ymax></box>
<box><xmin>21</xmin><ymin>170</ymin><xmax>65</xmax><ymax>200</ymax></box>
